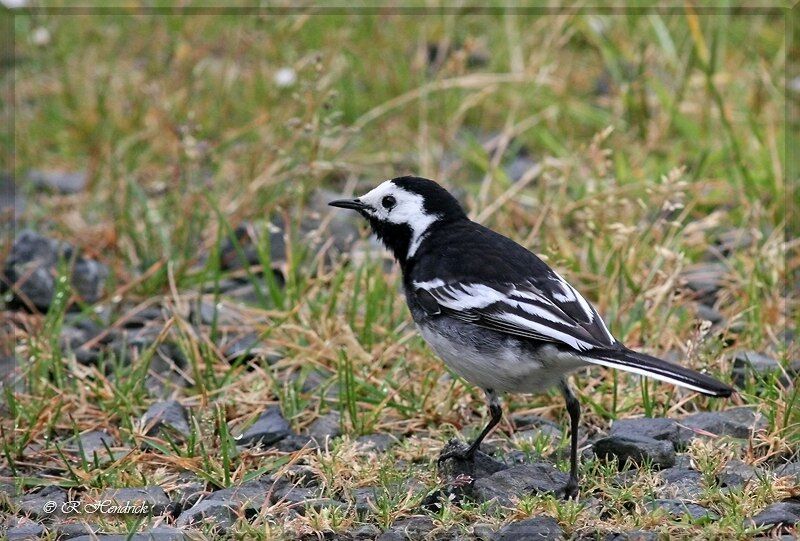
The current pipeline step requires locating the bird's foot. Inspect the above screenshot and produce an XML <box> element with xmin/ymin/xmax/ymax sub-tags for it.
<box><xmin>436</xmin><ymin>439</ymin><xmax>476</xmax><ymax>465</ymax></box>
<box><xmin>562</xmin><ymin>475</ymin><xmax>579</xmax><ymax>500</ymax></box>
<box><xmin>437</xmin><ymin>447</ymin><xmax>475</xmax><ymax>464</ymax></box>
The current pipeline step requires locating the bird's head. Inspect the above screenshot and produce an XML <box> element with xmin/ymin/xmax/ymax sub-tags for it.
<box><xmin>329</xmin><ymin>176</ymin><xmax>466</xmax><ymax>264</ymax></box>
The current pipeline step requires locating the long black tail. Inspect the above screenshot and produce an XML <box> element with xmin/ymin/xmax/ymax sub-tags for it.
<box><xmin>584</xmin><ymin>347</ymin><xmax>734</xmax><ymax>397</ymax></box>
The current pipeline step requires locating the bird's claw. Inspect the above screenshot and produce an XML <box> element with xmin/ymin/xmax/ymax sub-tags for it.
<box><xmin>437</xmin><ymin>440</ymin><xmax>477</xmax><ymax>465</ymax></box>
<box><xmin>562</xmin><ymin>475</ymin><xmax>579</xmax><ymax>500</ymax></box>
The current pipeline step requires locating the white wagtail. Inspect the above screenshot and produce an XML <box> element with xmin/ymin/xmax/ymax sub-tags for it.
<box><xmin>329</xmin><ymin>176</ymin><xmax>733</xmax><ymax>497</ymax></box>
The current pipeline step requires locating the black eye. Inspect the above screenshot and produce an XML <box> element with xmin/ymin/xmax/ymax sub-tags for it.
<box><xmin>381</xmin><ymin>195</ymin><xmax>396</xmax><ymax>209</ymax></box>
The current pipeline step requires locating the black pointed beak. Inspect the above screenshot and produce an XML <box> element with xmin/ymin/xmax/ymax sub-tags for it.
<box><xmin>328</xmin><ymin>198</ymin><xmax>369</xmax><ymax>211</ymax></box>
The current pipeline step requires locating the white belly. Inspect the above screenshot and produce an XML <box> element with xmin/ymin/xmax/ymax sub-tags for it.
<box><xmin>417</xmin><ymin>323</ymin><xmax>587</xmax><ymax>394</ymax></box>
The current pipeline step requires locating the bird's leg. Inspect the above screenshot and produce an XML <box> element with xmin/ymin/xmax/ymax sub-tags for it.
<box><xmin>438</xmin><ymin>389</ymin><xmax>502</xmax><ymax>463</ymax></box>
<box><xmin>560</xmin><ymin>379</ymin><xmax>580</xmax><ymax>499</ymax></box>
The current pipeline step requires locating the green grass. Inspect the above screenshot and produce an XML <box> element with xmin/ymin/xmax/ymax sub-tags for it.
<box><xmin>3</xmin><ymin>6</ymin><xmax>796</xmax><ymax>540</ymax></box>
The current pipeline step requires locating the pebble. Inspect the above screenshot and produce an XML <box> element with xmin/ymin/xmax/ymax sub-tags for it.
<box><xmin>647</xmin><ymin>499</ymin><xmax>718</xmax><ymax>521</ymax></box>
<box><xmin>679</xmin><ymin>406</ymin><xmax>766</xmax><ymax>442</ymax></box>
<box><xmin>473</xmin><ymin>463</ymin><xmax>570</xmax><ymax>506</ymax></box>
<box><xmin>745</xmin><ymin>500</ymin><xmax>800</xmax><ymax>532</ymax></box>
<box><xmin>206</xmin><ymin>478</ymin><xmax>273</xmax><ymax>510</ymax></box>
<box><xmin>175</xmin><ymin>499</ymin><xmax>236</xmax><ymax>530</ymax></box>
<box><xmin>6</xmin><ymin>521</ymin><xmax>45</xmax><ymax>541</ymax></box>
<box><xmin>593</xmin><ymin>434</ymin><xmax>676</xmax><ymax>469</ymax></box>
<box><xmin>437</xmin><ymin>439</ymin><xmax>508</xmax><ymax>482</ymax></box>
<box><xmin>221</xmin><ymin>333</ymin><xmax>273</xmax><ymax>363</ymax></box>
<box><xmin>610</xmin><ymin>417</ymin><xmax>692</xmax><ymax>450</ymax></box>
<box><xmin>273</xmin><ymin>433</ymin><xmax>316</xmax><ymax>453</ymax></box>
<box><xmin>18</xmin><ymin>486</ymin><xmax>67</xmax><ymax>518</ymax></box>
<box><xmin>604</xmin><ymin>531</ymin><xmax>659</xmax><ymax>541</ymax></box>
<box><xmin>492</xmin><ymin>515</ymin><xmax>564</xmax><ymax>540</ymax></box>
<box><xmin>219</xmin><ymin>221</ymin><xmax>286</xmax><ymax>273</ymax></box>
<box><xmin>717</xmin><ymin>459</ymin><xmax>758</xmax><ymax>488</ymax></box>
<box><xmin>731</xmin><ymin>350</ymin><xmax>792</xmax><ymax>388</ymax></box>
<box><xmin>28</xmin><ymin>169</ymin><xmax>88</xmax><ymax>194</ymax></box>
<box><xmin>271</xmin><ymin>485</ymin><xmax>344</xmax><ymax>514</ymax></box>
<box><xmin>235</xmin><ymin>406</ymin><xmax>292</xmax><ymax>447</ymax></box>
<box><xmin>384</xmin><ymin>516</ymin><xmax>435</xmax><ymax>540</ymax></box>
<box><xmin>308</xmin><ymin>188</ymin><xmax>363</xmax><ymax>255</ymax></box>
<box><xmin>68</xmin><ymin>528</ymin><xmax>185</xmax><ymax>541</ymax></box>
<box><xmin>0</xmin><ymin>171</ymin><xmax>24</xmax><ymax>219</ymax></box>
<box><xmin>656</xmin><ymin>467</ymin><xmax>704</xmax><ymax>499</ymax></box>
<box><xmin>774</xmin><ymin>461</ymin><xmax>800</xmax><ymax>483</ymax></box>
<box><xmin>307</xmin><ymin>411</ymin><xmax>342</xmax><ymax>442</ymax></box>
<box><xmin>65</xmin><ymin>430</ymin><xmax>118</xmax><ymax>460</ymax></box>
<box><xmin>354</xmin><ymin>433</ymin><xmax>398</xmax><ymax>453</ymax></box>
<box><xmin>96</xmin><ymin>486</ymin><xmax>170</xmax><ymax>516</ymax></box>
<box><xmin>352</xmin><ymin>486</ymin><xmax>380</xmax><ymax>514</ymax></box>
<box><xmin>679</xmin><ymin>262</ymin><xmax>727</xmax><ymax>305</ymax></box>
<box><xmin>142</xmin><ymin>400</ymin><xmax>191</xmax><ymax>439</ymax></box>
<box><xmin>351</xmin><ymin>523</ymin><xmax>382</xmax><ymax>539</ymax></box>
<box><xmin>3</xmin><ymin>230</ymin><xmax>108</xmax><ymax>310</ymax></box>
<box><xmin>504</xmin><ymin>155</ymin><xmax>539</xmax><ymax>183</ymax></box>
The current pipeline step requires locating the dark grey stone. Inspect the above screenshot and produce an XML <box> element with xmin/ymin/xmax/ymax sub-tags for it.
<box><xmin>71</xmin><ymin>258</ymin><xmax>108</xmax><ymax>304</ymax></box>
<box><xmin>235</xmin><ymin>406</ymin><xmax>291</xmax><ymax>447</ymax></box>
<box><xmin>351</xmin><ymin>523</ymin><xmax>382</xmax><ymax>539</ymax></box>
<box><xmin>377</xmin><ymin>532</ymin><xmax>405</xmax><ymax>541</ymax></box>
<box><xmin>656</xmin><ymin>467</ymin><xmax>704</xmax><ymax>499</ymax></box>
<box><xmin>610</xmin><ymin>417</ymin><xmax>692</xmax><ymax>450</ymax></box>
<box><xmin>220</xmin><ymin>221</ymin><xmax>286</xmax><ymax>271</ymax></box>
<box><xmin>0</xmin><ymin>354</ymin><xmax>23</xmax><ymax>393</ymax></box>
<box><xmin>169</xmin><ymin>473</ymin><xmax>207</xmax><ymax>511</ymax></box>
<box><xmin>2</xmin><ymin>230</ymin><xmax>109</xmax><ymax>311</ymax></box>
<box><xmin>190</xmin><ymin>300</ymin><xmax>237</xmax><ymax>326</ymax></box>
<box><xmin>175</xmin><ymin>499</ymin><xmax>235</xmax><ymax>530</ymax></box>
<box><xmin>473</xmin><ymin>463</ymin><xmax>570</xmax><ymax>506</ymax></box>
<box><xmin>54</xmin><ymin>522</ymin><xmax>98</xmax><ymax>539</ymax></box>
<box><xmin>273</xmin><ymin>433</ymin><xmax>316</xmax><ymax>453</ymax></box>
<box><xmin>694</xmin><ymin>303</ymin><xmax>725</xmax><ymax>325</ymax></box>
<box><xmin>308</xmin><ymin>411</ymin><xmax>342</xmax><ymax>442</ymax></box>
<box><xmin>18</xmin><ymin>486</ymin><xmax>67</xmax><ymax>518</ymax></box>
<box><xmin>594</xmin><ymin>434</ymin><xmax>676</xmax><ymax>468</ymax></box>
<box><xmin>270</xmin><ymin>485</ymin><xmax>344</xmax><ymax>514</ymax></box>
<box><xmin>206</xmin><ymin>478</ymin><xmax>272</xmax><ymax>510</ymax></box>
<box><xmin>504</xmin><ymin>155</ymin><xmax>539</xmax><ymax>184</ymax></box>
<box><xmin>29</xmin><ymin>169</ymin><xmax>87</xmax><ymax>193</ymax></box>
<box><xmin>0</xmin><ymin>171</ymin><xmax>24</xmax><ymax>218</ymax></box>
<box><xmin>309</xmin><ymin>189</ymin><xmax>363</xmax><ymax>255</ymax></box>
<box><xmin>221</xmin><ymin>333</ymin><xmax>272</xmax><ymax>363</ymax></box>
<box><xmin>355</xmin><ymin>433</ymin><xmax>398</xmax><ymax>453</ymax></box>
<box><xmin>732</xmin><ymin>350</ymin><xmax>791</xmax><ymax>387</ymax></box>
<box><xmin>438</xmin><ymin>439</ymin><xmax>508</xmax><ymax>482</ymax></box>
<box><xmin>680</xmin><ymin>262</ymin><xmax>727</xmax><ymax>305</ymax></box>
<box><xmin>386</xmin><ymin>516</ymin><xmax>436</xmax><ymax>540</ymax></box>
<box><xmin>710</xmin><ymin>228</ymin><xmax>758</xmax><ymax>258</ymax></box>
<box><xmin>717</xmin><ymin>459</ymin><xmax>759</xmax><ymax>488</ymax></box>
<box><xmin>97</xmin><ymin>486</ymin><xmax>170</xmax><ymax>515</ymax></box>
<box><xmin>680</xmin><ymin>407</ymin><xmax>766</xmax><ymax>442</ymax></box>
<box><xmin>774</xmin><ymin>461</ymin><xmax>800</xmax><ymax>483</ymax></box>
<box><xmin>352</xmin><ymin>486</ymin><xmax>380</xmax><ymax>514</ymax></box>
<box><xmin>604</xmin><ymin>531</ymin><xmax>659</xmax><ymax>541</ymax></box>
<box><xmin>65</xmin><ymin>430</ymin><xmax>117</xmax><ymax>460</ymax></box>
<box><xmin>745</xmin><ymin>500</ymin><xmax>800</xmax><ymax>531</ymax></box>
<box><xmin>647</xmin><ymin>499</ymin><xmax>719</xmax><ymax>521</ymax></box>
<box><xmin>280</xmin><ymin>465</ymin><xmax>319</xmax><ymax>488</ymax></box>
<box><xmin>7</xmin><ymin>521</ymin><xmax>45</xmax><ymax>540</ymax></box>
<box><xmin>67</xmin><ymin>527</ymin><xmax>185</xmax><ymax>541</ymax></box>
<box><xmin>120</xmin><ymin>306</ymin><xmax>164</xmax><ymax>329</ymax></box>
<box><xmin>142</xmin><ymin>400</ymin><xmax>190</xmax><ymax>439</ymax></box>
<box><xmin>492</xmin><ymin>515</ymin><xmax>564</xmax><ymax>540</ymax></box>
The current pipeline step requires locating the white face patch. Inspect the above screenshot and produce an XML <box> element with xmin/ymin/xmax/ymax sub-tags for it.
<box><xmin>358</xmin><ymin>179</ymin><xmax>440</xmax><ymax>257</ymax></box>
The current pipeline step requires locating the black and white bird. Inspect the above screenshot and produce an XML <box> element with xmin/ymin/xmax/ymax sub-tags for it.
<box><xmin>329</xmin><ymin>176</ymin><xmax>733</xmax><ymax>497</ymax></box>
